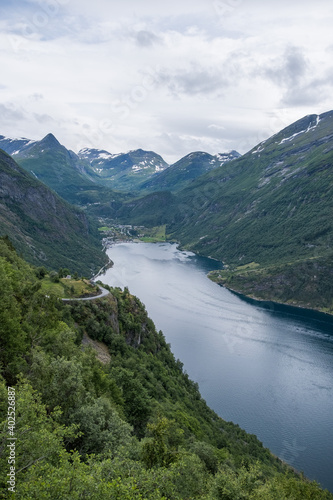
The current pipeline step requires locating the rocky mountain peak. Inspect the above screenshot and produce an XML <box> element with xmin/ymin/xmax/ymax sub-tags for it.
<box><xmin>39</xmin><ymin>133</ymin><xmax>62</xmax><ymax>149</ymax></box>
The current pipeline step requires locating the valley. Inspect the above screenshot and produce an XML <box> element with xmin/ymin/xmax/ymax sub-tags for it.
<box><xmin>1</xmin><ymin>110</ymin><xmax>333</xmax><ymax>498</ymax></box>
<box><xmin>1</xmin><ymin>111</ymin><xmax>332</xmax><ymax>313</ymax></box>
<box><xmin>2</xmin><ymin>0</ymin><xmax>333</xmax><ymax>497</ymax></box>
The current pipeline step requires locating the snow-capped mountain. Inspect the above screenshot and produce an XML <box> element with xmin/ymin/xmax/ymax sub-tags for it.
<box><xmin>0</xmin><ymin>133</ymin><xmax>240</xmax><ymax>195</ymax></box>
<box><xmin>0</xmin><ymin>133</ymin><xmax>104</xmax><ymax>204</ymax></box>
<box><xmin>140</xmin><ymin>150</ymin><xmax>241</xmax><ymax>192</ymax></box>
<box><xmin>78</xmin><ymin>148</ymin><xmax>169</xmax><ymax>191</ymax></box>
<box><xmin>0</xmin><ymin>135</ymin><xmax>37</xmax><ymax>156</ymax></box>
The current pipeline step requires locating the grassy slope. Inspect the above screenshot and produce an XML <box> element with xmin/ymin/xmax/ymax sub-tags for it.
<box><xmin>40</xmin><ymin>276</ymin><xmax>100</xmax><ymax>298</ymax></box>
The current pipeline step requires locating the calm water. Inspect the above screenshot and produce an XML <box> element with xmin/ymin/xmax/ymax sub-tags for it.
<box><xmin>101</xmin><ymin>242</ymin><xmax>333</xmax><ymax>492</ymax></box>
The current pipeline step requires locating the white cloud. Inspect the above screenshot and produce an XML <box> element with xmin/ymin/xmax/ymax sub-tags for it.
<box><xmin>0</xmin><ymin>0</ymin><xmax>333</xmax><ymax>162</ymax></box>
<box><xmin>264</xmin><ymin>47</ymin><xmax>308</xmax><ymax>87</ymax></box>
<box><xmin>134</xmin><ymin>30</ymin><xmax>162</xmax><ymax>47</ymax></box>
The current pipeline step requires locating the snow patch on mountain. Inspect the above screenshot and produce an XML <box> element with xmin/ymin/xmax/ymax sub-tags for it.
<box><xmin>251</xmin><ymin>145</ymin><xmax>264</xmax><ymax>155</ymax></box>
<box><xmin>215</xmin><ymin>151</ymin><xmax>241</xmax><ymax>163</ymax></box>
<box><xmin>279</xmin><ymin>115</ymin><xmax>321</xmax><ymax>145</ymax></box>
<box><xmin>98</xmin><ymin>152</ymin><xmax>113</xmax><ymax>160</ymax></box>
<box><xmin>155</xmin><ymin>164</ymin><xmax>165</xmax><ymax>172</ymax></box>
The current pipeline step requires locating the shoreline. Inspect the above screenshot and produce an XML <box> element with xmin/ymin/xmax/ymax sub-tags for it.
<box><xmin>102</xmin><ymin>239</ymin><xmax>333</xmax><ymax>321</ymax></box>
<box><xmin>216</xmin><ymin>281</ymin><xmax>333</xmax><ymax>321</ymax></box>
<box><xmin>93</xmin><ymin>256</ymin><xmax>114</xmax><ymax>280</ymax></box>
<box><xmin>101</xmin><ymin>239</ymin><xmax>333</xmax><ymax>320</ymax></box>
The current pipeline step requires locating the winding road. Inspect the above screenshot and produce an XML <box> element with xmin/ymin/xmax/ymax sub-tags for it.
<box><xmin>62</xmin><ymin>285</ymin><xmax>110</xmax><ymax>302</ymax></box>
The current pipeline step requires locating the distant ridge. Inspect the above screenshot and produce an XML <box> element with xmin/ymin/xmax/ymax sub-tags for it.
<box><xmin>0</xmin><ymin>134</ymin><xmax>241</xmax><ymax>195</ymax></box>
<box><xmin>0</xmin><ymin>133</ymin><xmax>125</xmax><ymax>207</ymax></box>
<box><xmin>140</xmin><ymin>150</ymin><xmax>241</xmax><ymax>192</ymax></box>
<box><xmin>78</xmin><ymin>147</ymin><xmax>169</xmax><ymax>191</ymax></box>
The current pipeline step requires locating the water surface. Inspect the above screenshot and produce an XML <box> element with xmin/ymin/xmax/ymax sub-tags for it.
<box><xmin>101</xmin><ymin>242</ymin><xmax>333</xmax><ymax>492</ymax></box>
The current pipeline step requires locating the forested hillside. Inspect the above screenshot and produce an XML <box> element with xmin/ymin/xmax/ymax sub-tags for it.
<box><xmin>0</xmin><ymin>149</ymin><xmax>108</xmax><ymax>276</ymax></box>
<box><xmin>1</xmin><ymin>237</ymin><xmax>332</xmax><ymax>499</ymax></box>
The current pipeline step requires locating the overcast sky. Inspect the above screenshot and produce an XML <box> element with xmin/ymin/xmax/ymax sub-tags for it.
<box><xmin>0</xmin><ymin>0</ymin><xmax>333</xmax><ymax>163</ymax></box>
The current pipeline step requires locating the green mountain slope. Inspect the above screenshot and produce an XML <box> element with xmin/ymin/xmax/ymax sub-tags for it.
<box><xmin>0</xmin><ymin>133</ymin><xmax>124</xmax><ymax>207</ymax></box>
<box><xmin>140</xmin><ymin>150</ymin><xmax>241</xmax><ymax>193</ymax></box>
<box><xmin>170</xmin><ymin>112</ymin><xmax>333</xmax><ymax>262</ymax></box>
<box><xmin>166</xmin><ymin>111</ymin><xmax>333</xmax><ymax>312</ymax></box>
<box><xmin>110</xmin><ymin>190</ymin><xmax>178</xmax><ymax>226</ymax></box>
<box><xmin>0</xmin><ymin>149</ymin><xmax>107</xmax><ymax>275</ymax></box>
<box><xmin>1</xmin><ymin>239</ymin><xmax>332</xmax><ymax>499</ymax></box>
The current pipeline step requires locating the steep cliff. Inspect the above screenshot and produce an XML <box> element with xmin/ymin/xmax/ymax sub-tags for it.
<box><xmin>0</xmin><ymin>149</ymin><xmax>107</xmax><ymax>275</ymax></box>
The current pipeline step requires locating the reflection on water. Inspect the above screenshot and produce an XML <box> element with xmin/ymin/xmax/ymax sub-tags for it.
<box><xmin>102</xmin><ymin>242</ymin><xmax>333</xmax><ymax>492</ymax></box>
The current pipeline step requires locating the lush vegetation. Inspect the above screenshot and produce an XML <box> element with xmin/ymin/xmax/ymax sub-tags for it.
<box><xmin>209</xmin><ymin>254</ymin><xmax>333</xmax><ymax>314</ymax></box>
<box><xmin>39</xmin><ymin>272</ymin><xmax>100</xmax><ymax>299</ymax></box>
<box><xmin>1</xmin><ymin>237</ymin><xmax>332</xmax><ymax>499</ymax></box>
<box><xmin>139</xmin><ymin>225</ymin><xmax>167</xmax><ymax>242</ymax></box>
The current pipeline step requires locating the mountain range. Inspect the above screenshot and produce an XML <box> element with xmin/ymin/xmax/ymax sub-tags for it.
<box><xmin>78</xmin><ymin>147</ymin><xmax>240</xmax><ymax>193</ymax></box>
<box><xmin>78</xmin><ymin>147</ymin><xmax>169</xmax><ymax>191</ymax></box>
<box><xmin>0</xmin><ymin>133</ymin><xmax>241</xmax><ymax>273</ymax></box>
<box><xmin>0</xmin><ymin>133</ymin><xmax>120</xmax><ymax>207</ymax></box>
<box><xmin>1</xmin><ymin>110</ymin><xmax>333</xmax><ymax>312</ymax></box>
<box><xmin>0</xmin><ymin>134</ymin><xmax>240</xmax><ymax>196</ymax></box>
